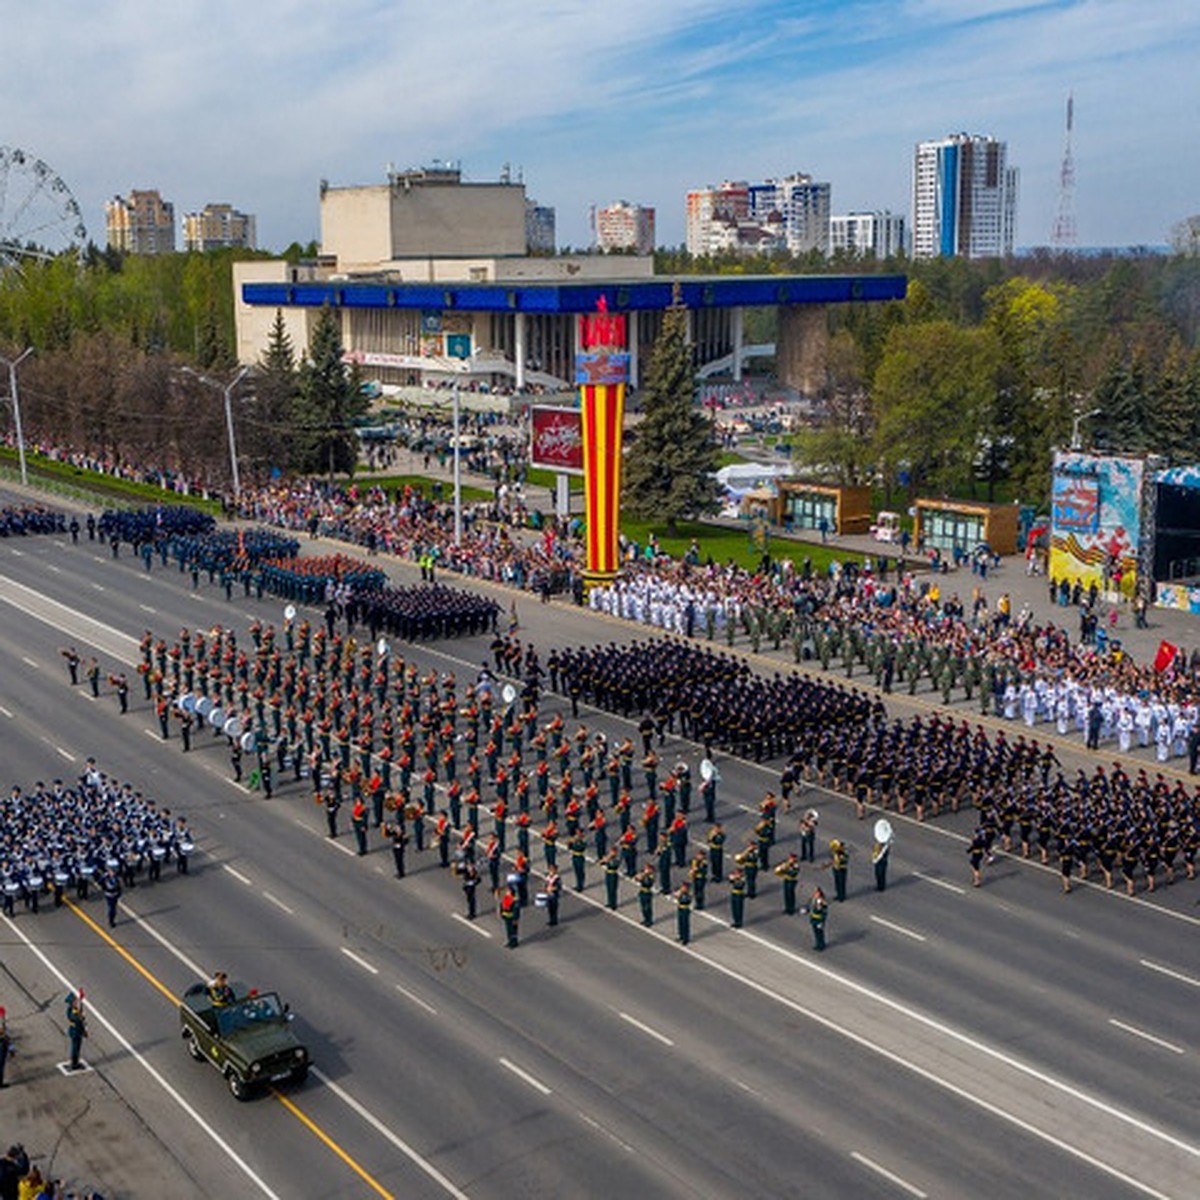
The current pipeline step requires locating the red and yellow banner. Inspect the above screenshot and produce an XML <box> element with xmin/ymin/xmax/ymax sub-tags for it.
<box><xmin>580</xmin><ymin>382</ymin><xmax>625</xmax><ymax>578</ymax></box>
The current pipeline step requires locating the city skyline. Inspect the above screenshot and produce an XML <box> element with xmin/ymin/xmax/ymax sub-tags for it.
<box><xmin>4</xmin><ymin>0</ymin><xmax>1198</xmax><ymax>253</ymax></box>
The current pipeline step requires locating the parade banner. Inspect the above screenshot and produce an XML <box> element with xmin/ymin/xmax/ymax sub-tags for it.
<box><xmin>577</xmin><ymin>299</ymin><xmax>628</xmax><ymax>582</ymax></box>
<box><xmin>530</xmin><ymin>406</ymin><xmax>584</xmax><ymax>474</ymax></box>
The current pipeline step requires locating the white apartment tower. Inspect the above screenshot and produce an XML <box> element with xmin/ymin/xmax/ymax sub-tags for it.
<box><xmin>829</xmin><ymin>211</ymin><xmax>907</xmax><ymax>258</ymax></box>
<box><xmin>595</xmin><ymin>201</ymin><xmax>656</xmax><ymax>255</ymax></box>
<box><xmin>748</xmin><ymin>174</ymin><xmax>831</xmax><ymax>255</ymax></box>
<box><xmin>912</xmin><ymin>133</ymin><xmax>1018</xmax><ymax>258</ymax></box>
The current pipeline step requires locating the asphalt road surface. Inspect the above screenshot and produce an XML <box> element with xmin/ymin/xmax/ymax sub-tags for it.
<box><xmin>1</xmin><ymin>515</ymin><xmax>1198</xmax><ymax>1200</ymax></box>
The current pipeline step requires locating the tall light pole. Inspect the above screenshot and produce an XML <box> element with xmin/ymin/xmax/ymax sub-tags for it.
<box><xmin>0</xmin><ymin>346</ymin><xmax>33</xmax><ymax>486</ymax></box>
<box><xmin>1071</xmin><ymin>405</ymin><xmax>1102</xmax><ymax>451</ymax></box>
<box><xmin>182</xmin><ymin>365</ymin><xmax>250</xmax><ymax>504</ymax></box>
<box><xmin>452</xmin><ymin>378</ymin><xmax>463</xmax><ymax>546</ymax></box>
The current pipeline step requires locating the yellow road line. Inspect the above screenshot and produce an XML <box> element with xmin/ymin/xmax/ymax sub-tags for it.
<box><xmin>67</xmin><ymin>900</ymin><xmax>396</xmax><ymax>1200</ymax></box>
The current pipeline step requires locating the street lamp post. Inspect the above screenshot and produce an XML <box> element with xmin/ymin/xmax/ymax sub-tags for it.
<box><xmin>452</xmin><ymin>379</ymin><xmax>463</xmax><ymax>546</ymax></box>
<box><xmin>182</xmin><ymin>365</ymin><xmax>250</xmax><ymax>505</ymax></box>
<box><xmin>0</xmin><ymin>346</ymin><xmax>33</xmax><ymax>486</ymax></box>
<box><xmin>1071</xmin><ymin>405</ymin><xmax>1102</xmax><ymax>451</ymax></box>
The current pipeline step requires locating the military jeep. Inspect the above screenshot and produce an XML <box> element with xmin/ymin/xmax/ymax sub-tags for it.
<box><xmin>179</xmin><ymin>981</ymin><xmax>309</xmax><ymax>1100</ymax></box>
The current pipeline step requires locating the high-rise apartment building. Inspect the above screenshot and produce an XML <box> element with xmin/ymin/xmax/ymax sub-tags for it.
<box><xmin>525</xmin><ymin>199</ymin><xmax>556</xmax><ymax>253</ymax></box>
<box><xmin>183</xmin><ymin>203</ymin><xmax>257</xmax><ymax>252</ymax></box>
<box><xmin>595</xmin><ymin>201</ymin><xmax>656</xmax><ymax>255</ymax></box>
<box><xmin>106</xmin><ymin>189</ymin><xmax>176</xmax><ymax>255</ymax></box>
<box><xmin>748</xmin><ymin>173</ymin><xmax>831</xmax><ymax>256</ymax></box>
<box><xmin>912</xmin><ymin>134</ymin><xmax>1018</xmax><ymax>258</ymax></box>
<box><xmin>685</xmin><ymin>181</ymin><xmax>750</xmax><ymax>256</ymax></box>
<box><xmin>829</xmin><ymin>211</ymin><xmax>907</xmax><ymax>258</ymax></box>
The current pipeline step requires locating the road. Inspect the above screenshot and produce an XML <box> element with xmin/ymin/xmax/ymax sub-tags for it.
<box><xmin>1</xmin><ymin>518</ymin><xmax>1198</xmax><ymax>1199</ymax></box>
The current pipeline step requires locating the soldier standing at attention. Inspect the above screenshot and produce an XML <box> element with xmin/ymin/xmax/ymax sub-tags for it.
<box><xmin>461</xmin><ymin>860</ymin><xmax>480</xmax><ymax>918</ymax></box>
<box><xmin>675</xmin><ymin>882</ymin><xmax>692</xmax><ymax>945</ymax></box>
<box><xmin>829</xmin><ymin>839</ymin><xmax>850</xmax><ymax>901</ymax></box>
<box><xmin>808</xmin><ymin>886</ymin><xmax>828</xmax><ymax>951</ymax></box>
<box><xmin>707</xmin><ymin>823</ymin><xmax>726</xmax><ymax>882</ymax></box>
<box><xmin>689</xmin><ymin>850</ymin><xmax>708</xmax><ymax>910</ymax></box>
<box><xmin>775</xmin><ymin>851</ymin><xmax>800</xmax><ymax>914</ymax></box>
<box><xmin>637</xmin><ymin>863</ymin><xmax>655</xmax><ymax>926</ymax></box>
<box><xmin>385</xmin><ymin>820</ymin><xmax>408</xmax><ymax>878</ymax></box>
<box><xmin>603</xmin><ymin>847</ymin><xmax>621</xmax><ymax>909</ymax></box>
<box><xmin>352</xmin><ymin>798</ymin><xmax>369</xmax><ymax>856</ymax></box>
<box><xmin>543</xmin><ymin>865</ymin><xmax>562</xmax><ymax>927</ymax></box>
<box><xmin>65</xmin><ymin>991</ymin><xmax>87</xmax><ymax>1070</ymax></box>
<box><xmin>728</xmin><ymin>867</ymin><xmax>747</xmax><ymax>929</ymax></box>
<box><xmin>568</xmin><ymin>830</ymin><xmax>588</xmax><ymax>891</ymax></box>
<box><xmin>872</xmin><ymin>836</ymin><xmax>891</xmax><ymax>892</ymax></box>
<box><xmin>500</xmin><ymin>885</ymin><xmax>520</xmax><ymax>948</ymax></box>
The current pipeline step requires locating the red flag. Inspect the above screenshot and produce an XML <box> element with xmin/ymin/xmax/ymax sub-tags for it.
<box><xmin>1153</xmin><ymin>640</ymin><xmax>1177</xmax><ymax>673</ymax></box>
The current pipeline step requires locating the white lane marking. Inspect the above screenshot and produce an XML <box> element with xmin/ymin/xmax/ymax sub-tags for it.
<box><xmin>870</xmin><ymin>915</ymin><xmax>927</xmax><ymax>942</ymax></box>
<box><xmin>142</xmin><ymin>728</ymin><xmax>161</xmax><ymax>741</ymax></box>
<box><xmin>262</xmin><ymin>891</ymin><xmax>295</xmax><ymax>915</ymax></box>
<box><xmin>21</xmin><ymin>655</ymin><xmax>38</xmax><ymax>668</ymax></box>
<box><xmin>0</xmin><ymin>704</ymin><xmax>12</xmax><ymax>717</ymax></box>
<box><xmin>340</xmin><ymin>946</ymin><xmax>379</xmax><ymax>975</ymax></box>
<box><xmin>9</xmin><ymin>548</ymin><xmax>22</xmax><ymax>557</ymax></box>
<box><xmin>451</xmin><ymin>912</ymin><xmax>492</xmax><ymax>939</ymax></box>
<box><xmin>91</xmin><ymin>582</ymin><xmax>105</xmax><ymax>591</ymax></box>
<box><xmin>0</xmin><ymin>573</ymin><xmax>138</xmax><ymax>658</ymax></box>
<box><xmin>54</xmin><ymin>746</ymin><xmax>74</xmax><ymax>762</ymax></box>
<box><xmin>223</xmin><ymin>864</ymin><xmax>253</xmax><ymax>886</ymax></box>
<box><xmin>1141</xmin><ymin>959</ymin><xmax>1200</xmax><ymax>989</ymax></box>
<box><xmin>327</xmin><ymin>838</ymin><xmax>355</xmax><ymax>857</ymax></box>
<box><xmin>3</xmin><ymin>912</ymin><xmax>282</xmax><ymax>1200</ymax></box>
<box><xmin>92</xmin><ymin>555</ymin><xmax>106</xmax><ymax>563</ymax></box>
<box><xmin>912</xmin><ymin>870</ymin><xmax>966</xmax><ymax>895</ymax></box>
<box><xmin>731</xmin><ymin>1077</ymin><xmax>763</xmax><ymax>1099</ymax></box>
<box><xmin>313</xmin><ymin>1067</ymin><xmax>469</xmax><ymax>1200</ymax></box>
<box><xmin>139</xmin><ymin>603</ymin><xmax>157</xmax><ymax>614</ymax></box>
<box><xmin>851</xmin><ymin>1151</ymin><xmax>927</xmax><ymax>1199</ymax></box>
<box><xmin>576</xmin><ymin>1109</ymin><xmax>634</xmax><ymax>1152</ymax></box>
<box><xmin>499</xmin><ymin>1057</ymin><xmax>552</xmax><ymax>1096</ymax></box>
<box><xmin>618</xmin><ymin>1010</ymin><xmax>674</xmax><ymax>1047</ymax></box>
<box><xmin>1109</xmin><ymin>1019</ymin><xmax>1185</xmax><ymax>1056</ymax></box>
<box><xmin>395</xmin><ymin>984</ymin><xmax>438</xmax><ymax>1015</ymax></box>
<box><xmin>46</xmin><ymin>563</ymin><xmax>61</xmax><ymax>574</ymax></box>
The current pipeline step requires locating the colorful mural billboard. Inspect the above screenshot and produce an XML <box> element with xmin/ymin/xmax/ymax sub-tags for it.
<box><xmin>1048</xmin><ymin>451</ymin><xmax>1145</xmax><ymax>596</ymax></box>
<box><xmin>529</xmin><ymin>406</ymin><xmax>584</xmax><ymax>474</ymax></box>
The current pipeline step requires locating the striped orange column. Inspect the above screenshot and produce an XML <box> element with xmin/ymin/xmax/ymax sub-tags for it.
<box><xmin>580</xmin><ymin>381</ymin><xmax>625</xmax><ymax>579</ymax></box>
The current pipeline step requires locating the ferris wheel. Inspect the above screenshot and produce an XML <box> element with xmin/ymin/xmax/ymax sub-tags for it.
<box><xmin>0</xmin><ymin>145</ymin><xmax>88</xmax><ymax>269</ymax></box>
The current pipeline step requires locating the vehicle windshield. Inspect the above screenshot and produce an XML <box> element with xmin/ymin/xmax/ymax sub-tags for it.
<box><xmin>215</xmin><ymin>994</ymin><xmax>283</xmax><ymax>1035</ymax></box>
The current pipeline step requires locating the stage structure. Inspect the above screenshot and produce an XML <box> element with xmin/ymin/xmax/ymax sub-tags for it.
<box><xmin>577</xmin><ymin>298</ymin><xmax>628</xmax><ymax>584</ymax></box>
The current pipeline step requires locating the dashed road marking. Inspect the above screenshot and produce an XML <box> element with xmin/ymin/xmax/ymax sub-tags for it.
<box><xmin>340</xmin><ymin>946</ymin><xmax>379</xmax><ymax>975</ymax></box>
<box><xmin>499</xmin><ymin>1056</ymin><xmax>551</xmax><ymax>1095</ymax></box>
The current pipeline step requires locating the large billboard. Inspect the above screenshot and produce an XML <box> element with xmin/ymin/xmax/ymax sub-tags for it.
<box><xmin>530</xmin><ymin>406</ymin><xmax>584</xmax><ymax>474</ymax></box>
<box><xmin>1049</xmin><ymin>451</ymin><xmax>1145</xmax><ymax>596</ymax></box>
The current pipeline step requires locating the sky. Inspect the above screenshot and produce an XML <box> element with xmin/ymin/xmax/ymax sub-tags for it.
<box><xmin>3</xmin><ymin>0</ymin><xmax>1199</xmax><ymax>254</ymax></box>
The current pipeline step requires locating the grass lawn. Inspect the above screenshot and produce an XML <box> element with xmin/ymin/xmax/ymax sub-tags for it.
<box><xmin>0</xmin><ymin>448</ymin><xmax>223</xmax><ymax>515</ymax></box>
<box><xmin>364</xmin><ymin>474</ymin><xmax>494</xmax><ymax>503</ymax></box>
<box><xmin>525</xmin><ymin>466</ymin><xmax>584</xmax><ymax>493</ymax></box>
<box><xmin>619</xmin><ymin>516</ymin><xmax>858</xmax><ymax>574</ymax></box>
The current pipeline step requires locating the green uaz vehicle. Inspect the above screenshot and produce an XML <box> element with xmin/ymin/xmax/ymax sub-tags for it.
<box><xmin>179</xmin><ymin>981</ymin><xmax>309</xmax><ymax>1100</ymax></box>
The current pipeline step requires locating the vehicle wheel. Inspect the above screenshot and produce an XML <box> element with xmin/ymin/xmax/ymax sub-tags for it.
<box><xmin>228</xmin><ymin>1071</ymin><xmax>250</xmax><ymax>1101</ymax></box>
<box><xmin>290</xmin><ymin>1065</ymin><xmax>308</xmax><ymax>1086</ymax></box>
<box><xmin>186</xmin><ymin>1035</ymin><xmax>205</xmax><ymax>1062</ymax></box>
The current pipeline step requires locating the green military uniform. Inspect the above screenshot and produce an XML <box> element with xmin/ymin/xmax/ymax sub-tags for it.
<box><xmin>675</xmin><ymin>884</ymin><xmax>692</xmax><ymax>945</ymax></box>
<box><xmin>637</xmin><ymin>866</ymin><xmax>655</xmax><ymax>927</ymax></box>
<box><xmin>774</xmin><ymin>853</ymin><xmax>800</xmax><ymax>914</ymax></box>
<box><xmin>568</xmin><ymin>832</ymin><xmax>588</xmax><ymax>891</ymax></box>
<box><xmin>603</xmin><ymin>850</ymin><xmax>620</xmax><ymax>910</ymax></box>
<box><xmin>729</xmin><ymin>868</ymin><xmax>746</xmax><ymax>929</ymax></box>
<box><xmin>689</xmin><ymin>853</ymin><xmax>708</xmax><ymax>910</ymax></box>
<box><xmin>808</xmin><ymin>888</ymin><xmax>828</xmax><ymax>951</ymax></box>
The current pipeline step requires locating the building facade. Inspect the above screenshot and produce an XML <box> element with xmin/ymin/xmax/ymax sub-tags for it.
<box><xmin>105</xmin><ymin>189</ymin><xmax>176</xmax><ymax>255</ymax></box>
<box><xmin>829</xmin><ymin>211</ymin><xmax>907</xmax><ymax>258</ymax></box>
<box><xmin>748</xmin><ymin>174</ymin><xmax>831</xmax><ymax>256</ymax></box>
<box><xmin>525</xmin><ymin>200</ymin><xmax>556</xmax><ymax>253</ymax></box>
<box><xmin>685</xmin><ymin>182</ymin><xmax>750</xmax><ymax>257</ymax></box>
<box><xmin>595</xmin><ymin>202</ymin><xmax>656</xmax><ymax>255</ymax></box>
<box><xmin>183</xmin><ymin>203</ymin><xmax>257</xmax><ymax>252</ymax></box>
<box><xmin>912</xmin><ymin>134</ymin><xmax>1018</xmax><ymax>258</ymax></box>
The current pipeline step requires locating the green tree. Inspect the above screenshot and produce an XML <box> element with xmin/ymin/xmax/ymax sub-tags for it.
<box><xmin>872</xmin><ymin>321</ymin><xmax>1002</xmax><ymax>498</ymax></box>
<box><xmin>794</xmin><ymin>330</ymin><xmax>873</xmax><ymax>484</ymax></box>
<box><xmin>294</xmin><ymin>305</ymin><xmax>366</xmax><ymax>478</ymax></box>
<box><xmin>622</xmin><ymin>303</ymin><xmax>719</xmax><ymax>533</ymax></box>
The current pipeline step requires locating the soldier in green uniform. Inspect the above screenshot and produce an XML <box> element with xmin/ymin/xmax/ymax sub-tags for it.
<box><xmin>603</xmin><ymin>848</ymin><xmax>620</xmax><ymax>910</ymax></box>
<box><xmin>637</xmin><ymin>864</ymin><xmax>655</xmax><ymax>926</ymax></box>
<box><xmin>737</xmin><ymin>842</ymin><xmax>759</xmax><ymax>898</ymax></box>
<box><xmin>568</xmin><ymin>831</ymin><xmax>588</xmax><ymax>891</ymax></box>
<box><xmin>829</xmin><ymin>838</ymin><xmax>850</xmax><ymax>901</ymax></box>
<box><xmin>728</xmin><ymin>867</ymin><xmax>747</xmax><ymax>928</ymax></box>
<box><xmin>707</xmin><ymin>823</ymin><xmax>726</xmax><ymax>882</ymax></box>
<box><xmin>689</xmin><ymin>850</ymin><xmax>708</xmax><ymax>910</ymax></box>
<box><xmin>675</xmin><ymin>882</ymin><xmax>692</xmax><ymax>945</ymax></box>
<box><xmin>656</xmin><ymin>832</ymin><xmax>672</xmax><ymax>895</ymax></box>
<box><xmin>808</xmin><ymin>885</ymin><xmax>828</xmax><ymax>951</ymax></box>
<box><xmin>774</xmin><ymin>851</ymin><xmax>800</xmax><ymax>914</ymax></box>
<box><xmin>499</xmin><ymin>885</ymin><xmax>520</xmax><ymax>948</ymax></box>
